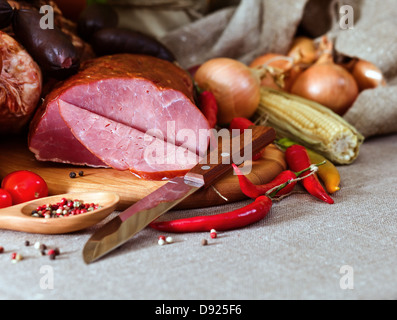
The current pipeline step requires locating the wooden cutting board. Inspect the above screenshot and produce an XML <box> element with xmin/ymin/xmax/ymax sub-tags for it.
<box><xmin>0</xmin><ymin>137</ymin><xmax>286</xmax><ymax>210</ymax></box>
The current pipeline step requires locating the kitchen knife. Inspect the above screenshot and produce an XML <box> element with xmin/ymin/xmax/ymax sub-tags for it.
<box><xmin>83</xmin><ymin>126</ymin><xmax>276</xmax><ymax>264</ymax></box>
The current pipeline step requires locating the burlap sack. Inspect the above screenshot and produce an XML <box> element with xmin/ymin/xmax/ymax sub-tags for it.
<box><xmin>113</xmin><ymin>0</ymin><xmax>397</xmax><ymax>138</ymax></box>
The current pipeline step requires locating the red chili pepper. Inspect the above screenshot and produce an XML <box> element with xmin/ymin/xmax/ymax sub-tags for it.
<box><xmin>229</xmin><ymin>118</ymin><xmax>262</xmax><ymax>161</ymax></box>
<box><xmin>150</xmin><ymin>196</ymin><xmax>273</xmax><ymax>233</ymax></box>
<box><xmin>232</xmin><ymin>163</ymin><xmax>297</xmax><ymax>198</ymax></box>
<box><xmin>199</xmin><ymin>91</ymin><xmax>218</xmax><ymax>128</ymax></box>
<box><xmin>230</xmin><ymin>117</ymin><xmax>256</xmax><ymax>132</ymax></box>
<box><xmin>232</xmin><ymin>162</ymin><xmax>322</xmax><ymax>199</ymax></box>
<box><xmin>285</xmin><ymin>145</ymin><xmax>334</xmax><ymax>204</ymax></box>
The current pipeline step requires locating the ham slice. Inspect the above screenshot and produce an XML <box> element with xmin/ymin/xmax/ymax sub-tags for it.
<box><xmin>29</xmin><ymin>54</ymin><xmax>211</xmax><ymax>180</ymax></box>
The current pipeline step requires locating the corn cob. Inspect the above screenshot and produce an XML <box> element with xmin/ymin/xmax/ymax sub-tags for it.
<box><xmin>253</xmin><ymin>88</ymin><xmax>364</xmax><ymax>164</ymax></box>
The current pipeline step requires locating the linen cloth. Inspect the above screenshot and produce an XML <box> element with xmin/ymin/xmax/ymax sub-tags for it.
<box><xmin>1</xmin><ymin>0</ymin><xmax>397</xmax><ymax>300</ymax></box>
<box><xmin>0</xmin><ymin>133</ymin><xmax>396</xmax><ymax>300</ymax></box>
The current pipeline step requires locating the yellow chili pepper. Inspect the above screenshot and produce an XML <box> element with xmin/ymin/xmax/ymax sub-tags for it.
<box><xmin>305</xmin><ymin>148</ymin><xmax>341</xmax><ymax>194</ymax></box>
<box><xmin>277</xmin><ymin>138</ymin><xmax>341</xmax><ymax>194</ymax></box>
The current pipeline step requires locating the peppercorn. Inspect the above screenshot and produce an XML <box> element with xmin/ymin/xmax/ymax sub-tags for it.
<box><xmin>201</xmin><ymin>239</ymin><xmax>208</xmax><ymax>246</ymax></box>
<box><xmin>11</xmin><ymin>253</ymin><xmax>23</xmax><ymax>263</ymax></box>
<box><xmin>79</xmin><ymin>171</ymin><xmax>84</xmax><ymax>177</ymax></box>
<box><xmin>69</xmin><ymin>172</ymin><xmax>77</xmax><ymax>179</ymax></box>
<box><xmin>35</xmin><ymin>242</ymin><xmax>47</xmax><ymax>251</ymax></box>
<box><xmin>210</xmin><ymin>229</ymin><xmax>218</xmax><ymax>239</ymax></box>
<box><xmin>24</xmin><ymin>241</ymin><xmax>30</xmax><ymax>247</ymax></box>
<box><xmin>166</xmin><ymin>237</ymin><xmax>173</xmax><ymax>244</ymax></box>
<box><xmin>0</xmin><ymin>246</ymin><xmax>4</xmax><ymax>253</ymax></box>
<box><xmin>31</xmin><ymin>198</ymin><xmax>100</xmax><ymax>218</ymax></box>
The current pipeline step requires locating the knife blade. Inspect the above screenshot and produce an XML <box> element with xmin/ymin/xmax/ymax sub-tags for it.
<box><xmin>83</xmin><ymin>126</ymin><xmax>276</xmax><ymax>264</ymax></box>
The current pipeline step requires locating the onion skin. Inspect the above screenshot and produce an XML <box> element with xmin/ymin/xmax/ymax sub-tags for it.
<box><xmin>291</xmin><ymin>57</ymin><xmax>359</xmax><ymax>116</ymax></box>
<box><xmin>194</xmin><ymin>58</ymin><xmax>261</xmax><ymax>125</ymax></box>
<box><xmin>350</xmin><ymin>59</ymin><xmax>386</xmax><ymax>91</ymax></box>
<box><xmin>249</xmin><ymin>53</ymin><xmax>302</xmax><ymax>92</ymax></box>
<box><xmin>288</xmin><ymin>37</ymin><xmax>318</xmax><ymax>65</ymax></box>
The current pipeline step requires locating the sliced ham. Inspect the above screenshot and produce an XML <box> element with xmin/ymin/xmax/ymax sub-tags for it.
<box><xmin>59</xmin><ymin>102</ymin><xmax>200</xmax><ymax>180</ymax></box>
<box><xmin>29</xmin><ymin>54</ymin><xmax>211</xmax><ymax>179</ymax></box>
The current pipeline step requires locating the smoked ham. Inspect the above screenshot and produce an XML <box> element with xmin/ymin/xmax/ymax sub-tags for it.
<box><xmin>29</xmin><ymin>54</ymin><xmax>211</xmax><ymax>180</ymax></box>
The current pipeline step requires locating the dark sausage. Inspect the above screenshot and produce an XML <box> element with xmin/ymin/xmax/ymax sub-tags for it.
<box><xmin>0</xmin><ymin>0</ymin><xmax>14</xmax><ymax>29</ymax></box>
<box><xmin>91</xmin><ymin>27</ymin><xmax>176</xmax><ymax>62</ymax></box>
<box><xmin>12</xmin><ymin>8</ymin><xmax>80</xmax><ymax>79</ymax></box>
<box><xmin>77</xmin><ymin>3</ymin><xmax>119</xmax><ymax>41</ymax></box>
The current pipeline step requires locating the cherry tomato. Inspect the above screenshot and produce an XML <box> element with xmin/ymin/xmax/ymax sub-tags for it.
<box><xmin>0</xmin><ymin>189</ymin><xmax>12</xmax><ymax>208</ymax></box>
<box><xmin>1</xmin><ymin>171</ymin><xmax>48</xmax><ymax>205</ymax></box>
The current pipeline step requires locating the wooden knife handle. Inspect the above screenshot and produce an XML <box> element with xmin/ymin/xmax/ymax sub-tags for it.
<box><xmin>185</xmin><ymin>126</ymin><xmax>276</xmax><ymax>187</ymax></box>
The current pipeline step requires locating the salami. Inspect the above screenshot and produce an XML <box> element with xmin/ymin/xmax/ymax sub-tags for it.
<box><xmin>0</xmin><ymin>31</ymin><xmax>42</xmax><ymax>134</ymax></box>
<box><xmin>29</xmin><ymin>54</ymin><xmax>211</xmax><ymax>180</ymax></box>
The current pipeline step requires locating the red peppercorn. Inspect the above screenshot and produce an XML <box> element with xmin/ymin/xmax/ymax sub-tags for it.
<box><xmin>210</xmin><ymin>229</ymin><xmax>218</xmax><ymax>239</ymax></box>
<box><xmin>11</xmin><ymin>252</ymin><xmax>17</xmax><ymax>260</ymax></box>
<box><xmin>0</xmin><ymin>246</ymin><xmax>4</xmax><ymax>253</ymax></box>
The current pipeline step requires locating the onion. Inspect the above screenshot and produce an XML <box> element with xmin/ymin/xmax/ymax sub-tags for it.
<box><xmin>288</xmin><ymin>37</ymin><xmax>319</xmax><ymax>65</ymax></box>
<box><xmin>347</xmin><ymin>58</ymin><xmax>386</xmax><ymax>91</ymax></box>
<box><xmin>290</xmin><ymin>38</ymin><xmax>359</xmax><ymax>115</ymax></box>
<box><xmin>249</xmin><ymin>53</ymin><xmax>302</xmax><ymax>92</ymax></box>
<box><xmin>194</xmin><ymin>58</ymin><xmax>261</xmax><ymax>125</ymax></box>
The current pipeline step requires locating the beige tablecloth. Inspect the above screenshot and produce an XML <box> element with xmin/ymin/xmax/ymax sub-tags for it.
<box><xmin>0</xmin><ymin>133</ymin><xmax>396</xmax><ymax>300</ymax></box>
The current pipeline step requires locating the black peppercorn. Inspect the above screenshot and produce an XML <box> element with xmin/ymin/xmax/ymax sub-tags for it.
<box><xmin>69</xmin><ymin>172</ymin><xmax>77</xmax><ymax>179</ymax></box>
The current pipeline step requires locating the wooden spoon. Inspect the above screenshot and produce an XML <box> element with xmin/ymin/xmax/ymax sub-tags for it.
<box><xmin>0</xmin><ymin>192</ymin><xmax>120</xmax><ymax>234</ymax></box>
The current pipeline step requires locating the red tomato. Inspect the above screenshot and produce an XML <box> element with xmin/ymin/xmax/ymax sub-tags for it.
<box><xmin>1</xmin><ymin>171</ymin><xmax>49</xmax><ymax>205</ymax></box>
<box><xmin>0</xmin><ymin>189</ymin><xmax>12</xmax><ymax>208</ymax></box>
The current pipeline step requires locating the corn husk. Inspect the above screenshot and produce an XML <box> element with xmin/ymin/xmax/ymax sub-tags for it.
<box><xmin>254</xmin><ymin>88</ymin><xmax>365</xmax><ymax>165</ymax></box>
